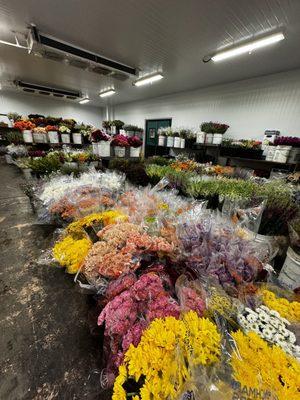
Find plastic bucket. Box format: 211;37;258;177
166;136;174;147
173;137;181;148
212;133;223;145
158;135;165;146
72;133;82;144
23;130;33;143
278;247;300;290
196;132;205;144
48;131;59;144
92;143;98;155
130;147;141;157
205;133;213;144
98;141;111;157
180;138;185;148
114;146;126;157
61;133;71;144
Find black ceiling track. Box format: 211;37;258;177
32;26;136;76
15;80;81;97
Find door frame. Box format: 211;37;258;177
144;118;172;155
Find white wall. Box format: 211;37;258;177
114;69;300;139
0;91;103;127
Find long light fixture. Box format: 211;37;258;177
79;97;90;104
99;89;116;97
133;73;163;87
211;32;285;62
0;35;28;49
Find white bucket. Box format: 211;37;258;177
278;247;300;290
273;146;291;163
173;137;181;148
23;130;33;143
92;143;98;155
72;133;82;144
48;131;59;144
166;136;174;147
287;147;300;164
196;132;206;144
205;133;213;144
61;133;71;144
111;126;117;134
158;135;165;146
266;146;276;161
98;141;111;157
89;161;98;168
130;147;141;157
213;133;223;145
22;168;32;180
114;146;126;157
180;138;185;148
33;132;48;143
5;154;13;164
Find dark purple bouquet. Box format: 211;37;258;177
111;134;129;147
128;135;143;148
28;150;46;158
91;129;110;142
274;136;300;147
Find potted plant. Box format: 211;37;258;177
111;120;124;134
128;135;143;157
111;134;129;157
165;127;174;147
212;122;229;144
45;125;59;144
88;153;99;168
102;120;111;134
7;112;21;126
173;129;181;148
91;129;111;157
14;120;35;143
198;122;211;144
179;129;189;148
157;127;167;146
59;125;71;143
33;127;48;143
16;157;32;180
123;124;138;137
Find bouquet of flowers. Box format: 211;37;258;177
91;129;110;142
274;136;300;147
111;134;129;147
45;125;58;132
13;120;35;131
59;125;71;134
128;135;142;148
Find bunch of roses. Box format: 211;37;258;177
53;235;92;274
113;311;221;400
231;330;300;400
237;305;299;358
98;272;181;369
261;289;300;322
83;222;174;279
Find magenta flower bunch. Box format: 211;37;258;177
128;135;143;148
111;134;130;147
274;136;300;147
91;129;110;142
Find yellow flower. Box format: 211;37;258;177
53;235;92;274
261;289;300;322
231;330;300;400
113;311;221;400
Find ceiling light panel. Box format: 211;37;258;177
133;73;164;86
99;89;116;97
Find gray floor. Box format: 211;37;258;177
0;162;110;399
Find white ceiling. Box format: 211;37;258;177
0;0;300;107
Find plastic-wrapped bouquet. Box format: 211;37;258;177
6;144;28;158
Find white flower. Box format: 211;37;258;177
268;317;280;329
246;313;258;323
273;333;285;343
258;305;271;314
238;315;247;326
262;328;274;341
269;309;280;318
280;317;291;326
292;345;300;355
245;307;256;314
249;322;260;333
279;328;290;338
258;311;270;323
288;332;296;344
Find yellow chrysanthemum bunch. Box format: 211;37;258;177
113;311;221;400
231;331;300;400
261;289;300;322
66;210;127;238
53;235;92;274
206;286;239;326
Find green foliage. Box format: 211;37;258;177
28;152;62;176
144;156;170;166
6;131;23;144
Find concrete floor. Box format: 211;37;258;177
0;163;111;399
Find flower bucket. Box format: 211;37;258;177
114;146;126;157
287;147;300;164
89;161;98;168
33;132;48;143
92;143;98;155
265;146;276;161
273;146;292;163
5;154;13;164
48;131;59;144
196;132;206;144
278;247;300;290
22;168;32;180
205;133;213;144
72;133;82;144
65;161;78;168
180;138;185;148
173;137;181;148
166;136;174;147
212;133;223;145
158;135;165;146
98;141;111;157
23;130;33;143
111;126;117;135
61;133;71;144
130;147;141;157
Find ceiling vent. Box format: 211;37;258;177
15;80;81;100
28;25;136;78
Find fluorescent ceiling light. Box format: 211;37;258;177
0;36;28;49
211;32;285;62
99;89;116;97
133;73;163;87
79;97;90;104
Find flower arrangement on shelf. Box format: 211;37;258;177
59;125;71;134
111;134;130;147
128;135;143;148
45;125;58;132
7;112;22;122
13;120;35;131
201;121;229;134
91;129;110;142
274;136;300;147
102;120;111;130
33;127;47;134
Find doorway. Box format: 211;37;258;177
145;118;172;158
